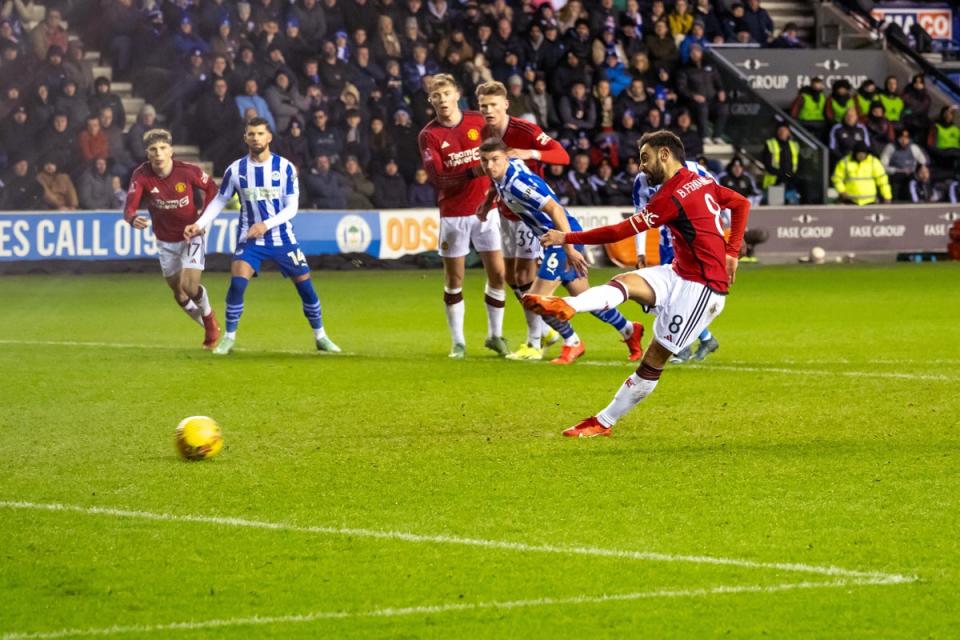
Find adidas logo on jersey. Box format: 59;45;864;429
150;187;160;193
441;141;450;149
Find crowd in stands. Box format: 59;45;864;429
1;0;957;210
788;73;960;205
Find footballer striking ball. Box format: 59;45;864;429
175;416;223;461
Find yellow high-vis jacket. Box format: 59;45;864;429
832;154;892;205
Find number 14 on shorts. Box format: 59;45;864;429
287;248;307;267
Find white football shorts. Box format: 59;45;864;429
439;213;501;258
633;264;725;354
158;235;206;277
500;216;541;260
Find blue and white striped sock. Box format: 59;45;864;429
225;276;249;334
699;328;712;341
294;278;323;335
591;308;631;337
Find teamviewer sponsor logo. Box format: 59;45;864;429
443;148;480;168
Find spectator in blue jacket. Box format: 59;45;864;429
235;78;277;132
597;51;631;97
401;42;439;95
679;20;707;64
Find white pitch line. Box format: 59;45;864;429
0;577;911;640
0;339;951;381
0;501;914;583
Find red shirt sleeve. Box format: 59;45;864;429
122;172;144;223
529;124;570;165
714;184;751;257
192;165;218;205
566;190;678;245
418;128;475;190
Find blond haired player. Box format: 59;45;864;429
123;129;221;348
418;74;509;359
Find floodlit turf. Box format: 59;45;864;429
0;262;958;638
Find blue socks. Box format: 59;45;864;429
295;278;323;330
542;313;575;339
225;276;248;333
699;328;712;341
591;308;629;333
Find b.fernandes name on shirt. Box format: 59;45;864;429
676;177;712;198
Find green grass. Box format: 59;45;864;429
0;263;958;638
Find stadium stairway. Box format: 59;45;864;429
82;46;214;178
763;0;816;41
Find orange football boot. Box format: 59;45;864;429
562;417;612;438
624;321;644;361
202;311;222;349
522;294;577;321
550;341;585;365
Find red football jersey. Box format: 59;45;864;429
418;111;489;217
484;117;570;220
566;167;750;294
123;160;218;242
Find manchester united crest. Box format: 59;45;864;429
467;128;479;141
175;182;187;193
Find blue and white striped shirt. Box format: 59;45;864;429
218;154;300;246
493;159;578;236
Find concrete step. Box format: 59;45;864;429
111;81;133;94
93;65;112;81
84;51;101;62
122;96;144;115
173;145;201;156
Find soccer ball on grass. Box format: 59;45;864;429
175;416;223;461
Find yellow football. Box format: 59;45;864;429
175;416;223;461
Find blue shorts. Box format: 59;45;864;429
233;242;310;278
538;244;586;283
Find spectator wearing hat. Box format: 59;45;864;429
88;77;126;130
0;40;29;90
235;78;277;131
210;20;241;61
29;6;67;60
390;106;419;180
197;0;235;39
230;44;265;93
304;154;348;208
762;122;800;194
262;43;296;82
53;80;88;130
292;0;327;47
880;128;929;200
719;157;762;205
372;158;408;208
1;156;44;209
901;74;931;141
833;141;891;205
173;16;210;59
537;19;566;74
2;106;37;163
266;70;310;133
829;107;870;158
39;112;78;174
863;101;894;156
305;107;343;161
36;156;78;210
274;117;311;170
742;0;773;44
341;107;369;167
194;78;244;175
770;21;804;49
679;20;707;64
77;157;116;210
824;79;854;125
618;13;646;60
27;82;55;130
854;78;879;119
407;167;435;206
677;43;728;142
597;49;631;97
35;45;69;95
591;25;618;67
651;85;677;127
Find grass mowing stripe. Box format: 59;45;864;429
0;501;915;582
0;577;913;640
0;339;951;381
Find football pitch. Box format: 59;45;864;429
1;262;958;638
